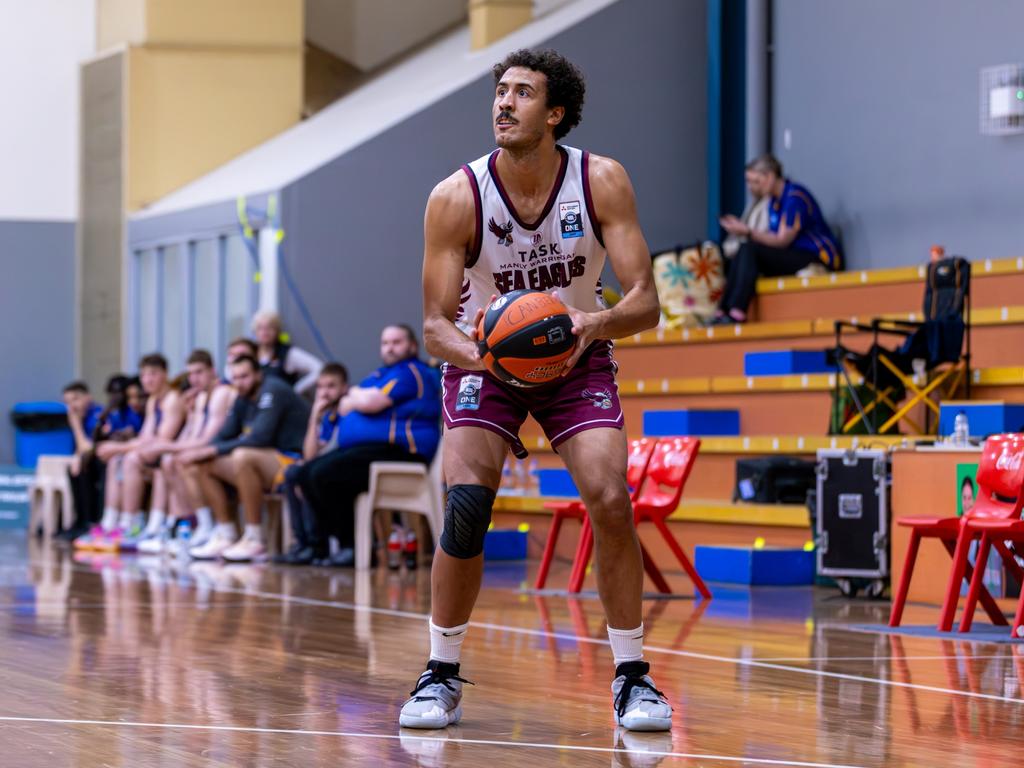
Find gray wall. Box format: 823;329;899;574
281;0;707;379
773;0;1024;270
0;220;76;464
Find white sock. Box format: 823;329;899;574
100;507;118;532
607;624;644;666
243;524;263;541
215;522;236;539
195;507;213;532
117;511;133;530
429;619;468;664
144;509;165;535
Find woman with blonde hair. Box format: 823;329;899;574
251;310;323;396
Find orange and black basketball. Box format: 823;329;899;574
476;290;577;387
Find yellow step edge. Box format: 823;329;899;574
618;377;712;395
621;304;1024;350
756;256;1024;296
974;367;1024;386
757;265;925;295
492;495;809;528
812;305;1024;335
618;372;846;396
616;366;1017;399
618;320;813;348
709;373;838;393
520;433;923;455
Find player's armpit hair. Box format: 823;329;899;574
440;484;497;559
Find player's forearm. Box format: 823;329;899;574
302;419;321;461
750;226;795;249
591;283;660;339
424;315;483;370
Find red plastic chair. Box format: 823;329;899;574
535;438;660;590
567;439;672;594
629;437;712;599
952;437;1024;635
889;433;1024;631
570;437;711;597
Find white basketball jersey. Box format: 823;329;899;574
455;145;608;334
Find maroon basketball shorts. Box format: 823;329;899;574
441;341;623;458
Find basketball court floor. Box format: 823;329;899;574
0;531;1020;767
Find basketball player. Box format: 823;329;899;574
93;354;185;545
400;49;667;731
137;349;236;553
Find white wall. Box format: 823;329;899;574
0;0;95;221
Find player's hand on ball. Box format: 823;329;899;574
553;291;597;374
465;294;497;371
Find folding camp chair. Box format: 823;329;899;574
832;257;970;435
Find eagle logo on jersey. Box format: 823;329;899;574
488;217;514;247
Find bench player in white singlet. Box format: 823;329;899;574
400;49;669;732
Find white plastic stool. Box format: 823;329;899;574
354;441;444;570
28;455;74;539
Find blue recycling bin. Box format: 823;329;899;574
11;401;73;469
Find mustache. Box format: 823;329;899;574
496;110;517;124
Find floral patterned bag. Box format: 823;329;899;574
652;242;725;328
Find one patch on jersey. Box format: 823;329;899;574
559;200;584;239
258;392;274;409
456;375;484;411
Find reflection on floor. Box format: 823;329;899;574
0;531;1022;767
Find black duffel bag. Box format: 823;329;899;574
733;456;816;504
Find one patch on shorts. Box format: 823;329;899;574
456;375;484;411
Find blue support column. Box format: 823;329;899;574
707;0;722;240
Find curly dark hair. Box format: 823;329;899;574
492;49;585;140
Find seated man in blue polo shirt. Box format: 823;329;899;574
58;381;105;541
717;153;842;323
299;324;441;568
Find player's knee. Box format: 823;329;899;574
123;451;142;470
232;447;260;467
584;483;631;529
439;484;496;559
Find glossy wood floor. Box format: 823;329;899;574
1;532;1022;767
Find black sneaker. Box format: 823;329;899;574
273;544;316;565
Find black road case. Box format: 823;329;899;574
815;448;891;597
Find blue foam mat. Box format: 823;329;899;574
848;622;1023;644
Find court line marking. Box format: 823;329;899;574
12;558;1024;706
754;654;1021;662
0;714;869;768
0;601;275;611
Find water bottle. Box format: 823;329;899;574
500;456;515;496
527;458;540;496
514;458;528;496
953;411;970;446
177;520;192;560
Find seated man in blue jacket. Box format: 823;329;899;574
300;324;441;567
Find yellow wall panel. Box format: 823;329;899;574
470;0;532;51
126;47;302;210
145;0;303;48
97;0;146;50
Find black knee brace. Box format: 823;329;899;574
440;484;496;559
